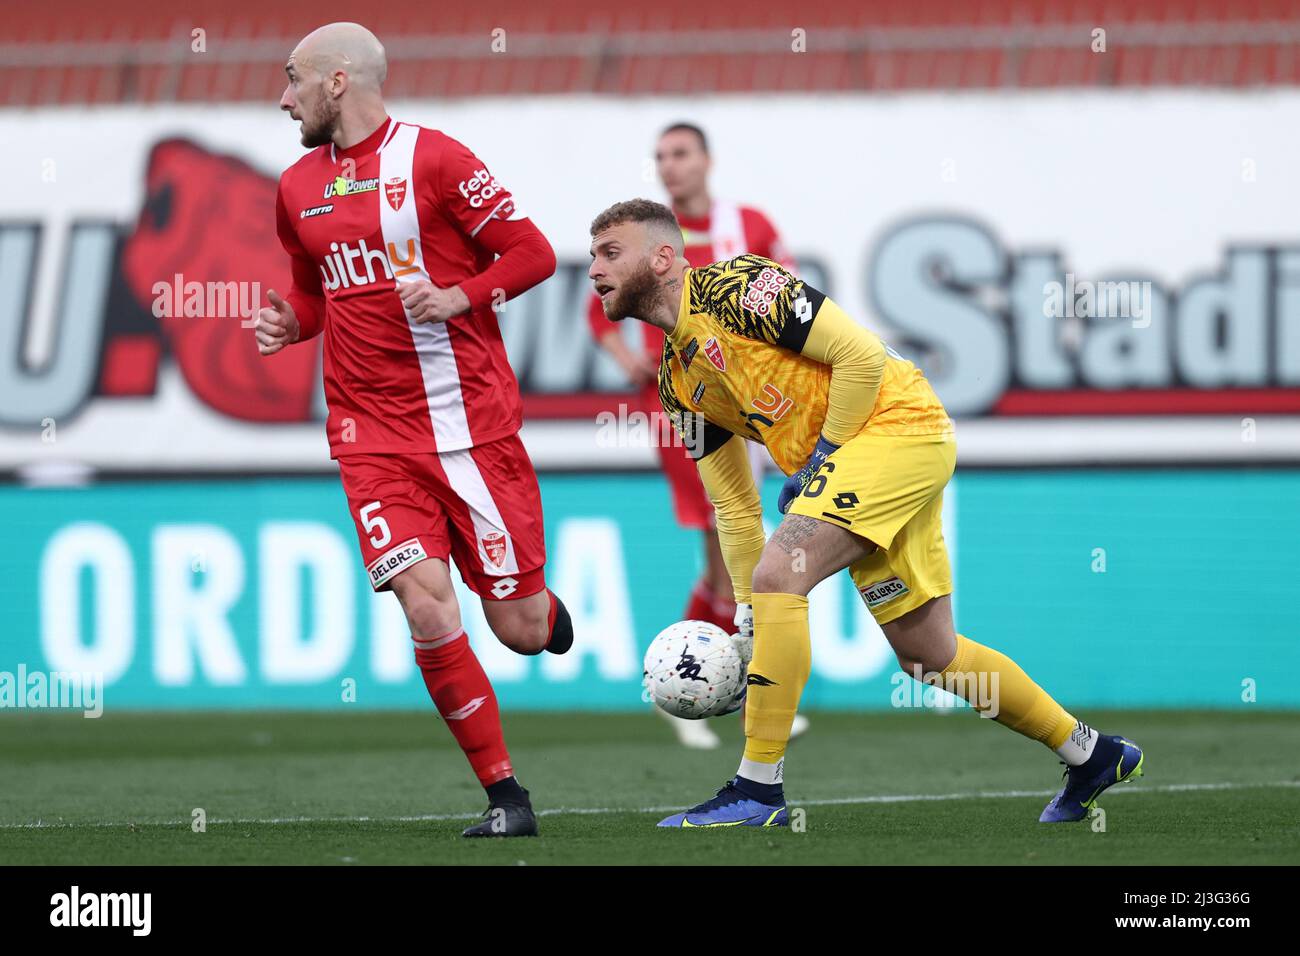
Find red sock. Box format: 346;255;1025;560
684;581;736;634
413;629;513;786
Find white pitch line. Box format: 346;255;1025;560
3;779;1296;831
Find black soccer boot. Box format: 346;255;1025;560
461;781;539;838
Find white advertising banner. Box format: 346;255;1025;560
2;91;1299;472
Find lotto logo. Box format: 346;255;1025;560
444;696;488;720
490;576;519;599
458;167;504;209
741;267;790;316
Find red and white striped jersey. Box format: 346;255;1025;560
275;117;555;457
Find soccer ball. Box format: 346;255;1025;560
642;620;745;719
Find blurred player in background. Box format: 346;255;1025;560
587;123;806;749
255;22;573;838
588;200;1145;828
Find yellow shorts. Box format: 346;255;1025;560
786;431;956;625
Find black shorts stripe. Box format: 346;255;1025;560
819;511;853;526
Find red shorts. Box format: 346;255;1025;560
337;434;547;600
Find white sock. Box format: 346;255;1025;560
737;756;783;785
1054;720;1099;767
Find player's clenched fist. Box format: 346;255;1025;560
255;289;300;356
396;278;470;324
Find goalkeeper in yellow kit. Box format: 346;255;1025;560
588;199;1145;826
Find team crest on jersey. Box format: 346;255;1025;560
481;531;508;568
384;176;408;211
703;337;726;372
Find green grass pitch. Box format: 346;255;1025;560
2;709;1296;865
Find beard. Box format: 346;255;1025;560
299;96;341;148
603;260;662;322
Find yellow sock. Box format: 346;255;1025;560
742;592;811;773
938;633;1076;749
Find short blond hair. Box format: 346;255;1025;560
590;198;684;254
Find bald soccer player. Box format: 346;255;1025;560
256;23;570;838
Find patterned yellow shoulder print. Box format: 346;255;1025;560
689;254;823;352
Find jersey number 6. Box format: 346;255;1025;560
803;461;835;498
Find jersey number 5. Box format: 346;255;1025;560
359;501;392;549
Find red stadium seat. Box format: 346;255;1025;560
2;0;1299;102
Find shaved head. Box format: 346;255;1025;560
291;22;387;91
281;22;389;148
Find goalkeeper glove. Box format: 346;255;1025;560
729;602;753;665
720;602;754;716
777;435;839;514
